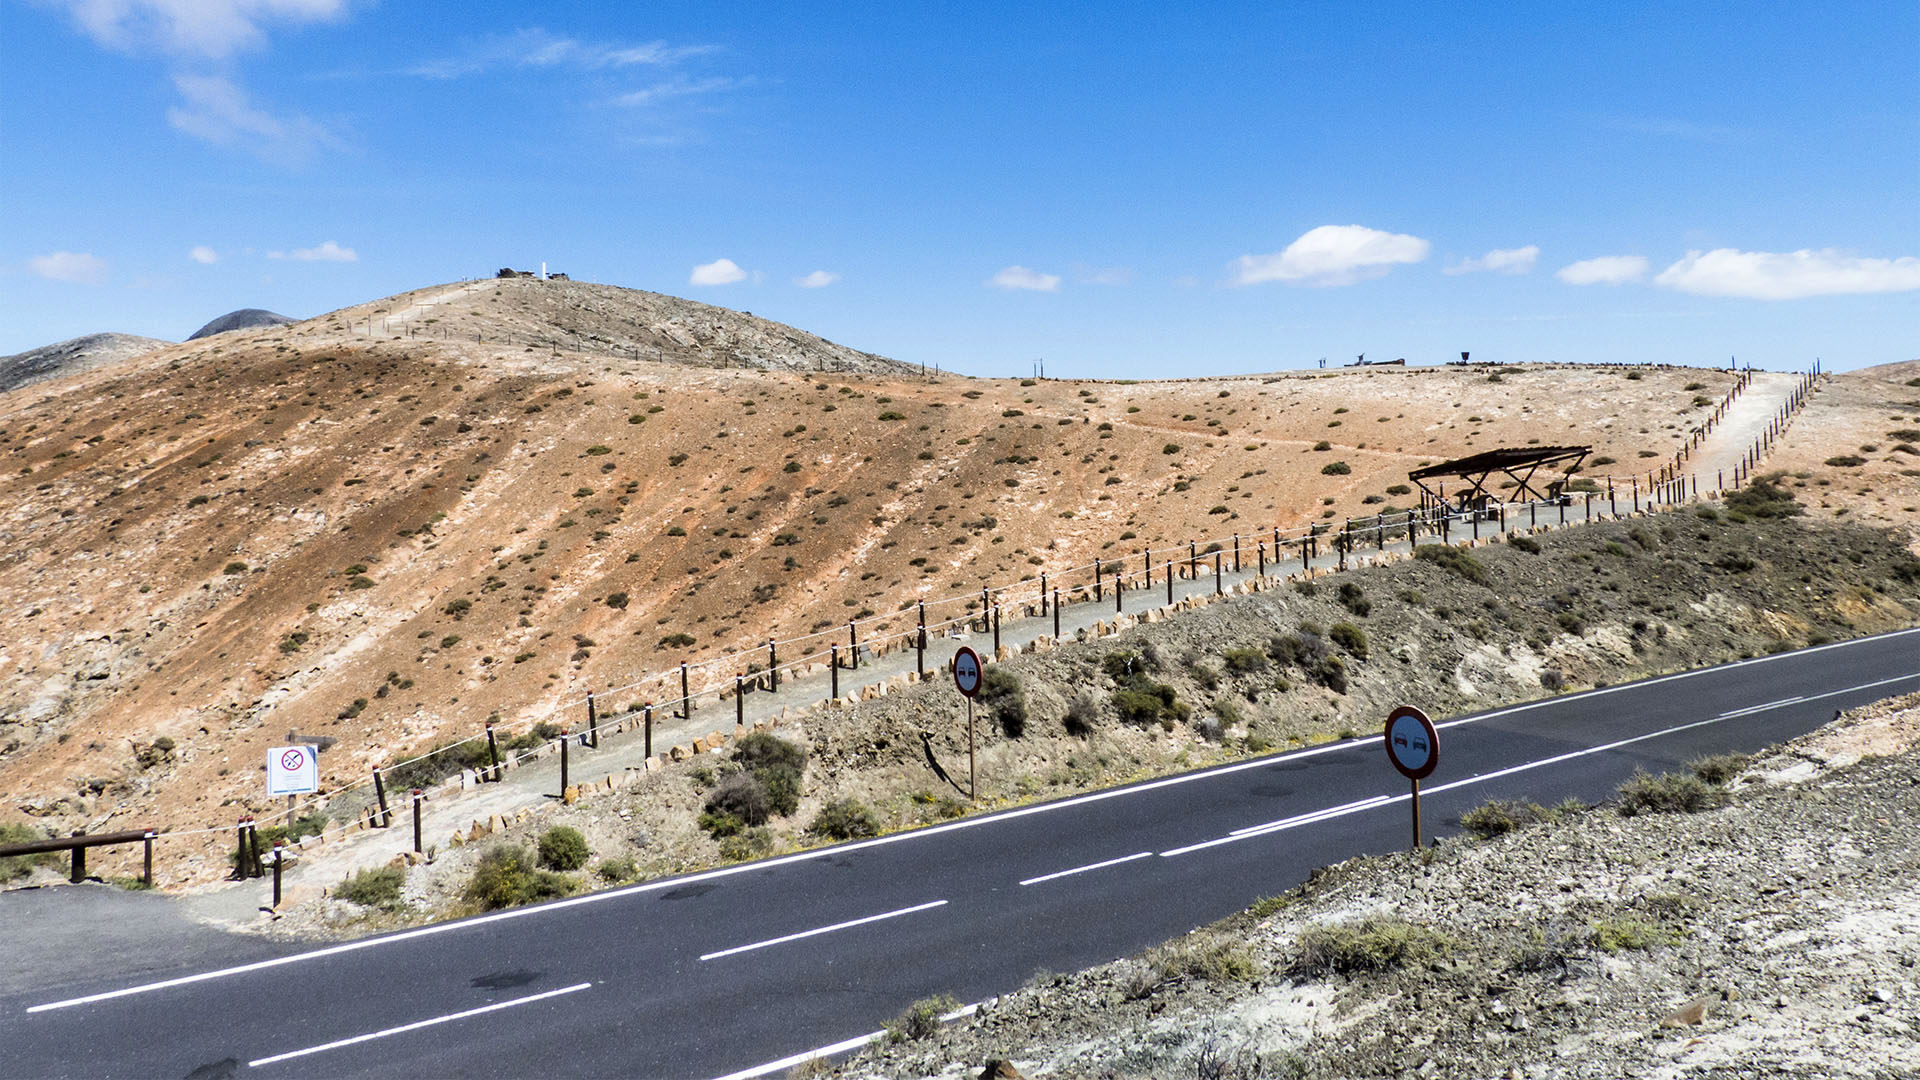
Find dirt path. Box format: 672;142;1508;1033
1692;371;1805;477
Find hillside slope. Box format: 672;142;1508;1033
0;279;1867;853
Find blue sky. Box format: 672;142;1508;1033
4;1;1916;374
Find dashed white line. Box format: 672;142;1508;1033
1019;851;1153;886
699;900;948;961
247;982;591;1068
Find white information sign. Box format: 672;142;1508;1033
267;745;319;796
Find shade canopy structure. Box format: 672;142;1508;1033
1407;445;1591;509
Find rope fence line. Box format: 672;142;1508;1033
96;365;1820;870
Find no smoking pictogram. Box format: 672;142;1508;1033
267;745;318;795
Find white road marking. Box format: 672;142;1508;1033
246;982;591;1068
710;1002;979;1080
1019;851;1153;886
1720;696;1804;719
1229;795;1393;836
699;900;948;961
25;628;1918;1014
1160;671;1920;857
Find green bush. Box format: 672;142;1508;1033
703;774;772;833
1293;917;1456;977
1321;460;1352;475
595;857;636;883
464;846;575;910
979;666;1029;738
1590;917;1681;953
809;798;879;840
732;733;806;816
537;826;589;871
1329;622;1368;659
1724;473;1802;518
1459;799;1552;839
1688;753;1748;786
1063;695;1099;737
885;994;961;1042
1148;934;1260;984
0;822;59;882
1337;582;1371;616
718;827;774;863
337;865;406;909
1221;647;1267;675
1617;770;1728;816
1508;535;1541;554
1414;544;1488;584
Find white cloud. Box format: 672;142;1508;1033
987;265;1061;292
1653;247;1920;300
409;29;715;78
28;251;109;285
794;270;839;289
690;258;748;286
1555;255;1650;286
268;240;356;262
189;244;219;264
166;73;340;165
1232;224;1430;287
49;0;349;59
612;76;743;108
1444;245;1539;276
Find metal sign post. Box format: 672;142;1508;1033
952;646;983;800
1383;705;1440;850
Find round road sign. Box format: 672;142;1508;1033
280;748;306;772
952;646;983;698
1383;705;1439;780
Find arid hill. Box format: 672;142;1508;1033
0;332;172;395
188;308;295;341
0;277;1897;847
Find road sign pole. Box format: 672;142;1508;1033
1411;778;1422;851
968;697;977;802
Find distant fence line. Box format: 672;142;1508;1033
47;364;1822;881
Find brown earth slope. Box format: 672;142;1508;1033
0;277;1883;848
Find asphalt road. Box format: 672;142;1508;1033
5;627;1915;1079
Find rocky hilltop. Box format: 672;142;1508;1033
320;277;916;375
188;308;296;340
0;332;171;394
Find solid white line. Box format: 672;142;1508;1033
709;1029;885;1080
1159;670;1920;858
1229;795;1393;836
246;982;590;1068
1019;851;1153;886
710;1002;980;1080
28;627;1918;1014
1720;696;1803;719
699;900;948;961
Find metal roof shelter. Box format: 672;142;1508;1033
1407;445;1591;510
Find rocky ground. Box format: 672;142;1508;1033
831;691;1920;1080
